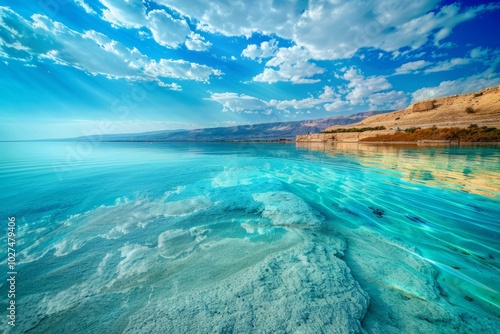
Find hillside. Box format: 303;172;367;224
327;86;500;131
69;110;390;142
298;86;500;143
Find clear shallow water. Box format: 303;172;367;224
0;141;499;333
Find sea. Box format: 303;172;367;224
0;141;499;333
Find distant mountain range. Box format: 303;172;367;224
68;110;391;142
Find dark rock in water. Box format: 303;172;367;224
466;204;484;212
405;214;426;224
368;206;385;218
488;254;494;259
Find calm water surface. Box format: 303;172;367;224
0;141;498;333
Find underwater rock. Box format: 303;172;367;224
405;214;426;224
369;207;385;218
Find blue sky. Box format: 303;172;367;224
1;0;499;140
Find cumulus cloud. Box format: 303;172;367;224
185;32;211;51
253;46;325;84
147;9;191;48
218;66;402;113
324;100;350;112
313;67;405;110
341;67;392;105
0;8;220;84
296;1;486;60
98;1;211;51
241;39;278;60
157;0;301;38
99;0;147;28
155;1;499;61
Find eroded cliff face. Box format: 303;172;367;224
296;130;396;143
413;100;435;112
310;86;500;142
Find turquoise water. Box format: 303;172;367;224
0;141;499;333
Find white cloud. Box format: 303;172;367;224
207;93;269;113
412;72;500;102
156;1;499;61
185;32;211;51
470;47;489;59
99;0;147;28
270;86;338;110
157;81;182;91
429;4;500;46
424;58;470;73
241;39;278;60
157;0;300;38
324;100;349;112
74;0;96;14
146;58;220;82
208;86;351;113
98;1;211;51
0;8;219;84
316;67;400;110
369;91;408;110
394;60;431;74
253;46;325;84
422;47;496;74
147;9;191;48
341;67;392;105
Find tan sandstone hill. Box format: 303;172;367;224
326;85;500;132
297;85;500;142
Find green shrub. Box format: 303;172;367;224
404;127;421;133
465;106;476;114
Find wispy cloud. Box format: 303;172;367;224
0;7;220;85
74;0;96;15
394;60;431;75
412;71;500;102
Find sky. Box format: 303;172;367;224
0;0;499;140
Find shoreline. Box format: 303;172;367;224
3;139;500;145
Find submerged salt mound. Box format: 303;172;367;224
124;241;369;333
17;192;218;263
253;191;324;229
342;228;500;334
